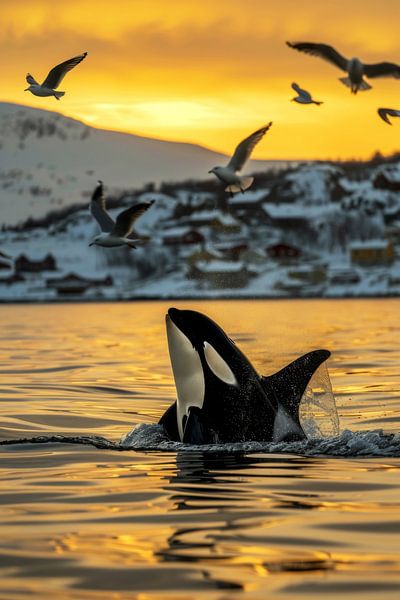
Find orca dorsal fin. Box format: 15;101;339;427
261;349;331;421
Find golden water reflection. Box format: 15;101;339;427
0;299;400;598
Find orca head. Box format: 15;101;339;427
166;308;244;440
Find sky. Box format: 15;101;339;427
1;0;400;160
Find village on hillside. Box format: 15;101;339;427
1;153;400;301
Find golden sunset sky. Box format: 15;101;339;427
1;0;400;159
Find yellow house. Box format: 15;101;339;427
350;240;395;265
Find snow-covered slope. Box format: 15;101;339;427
0;102;283;225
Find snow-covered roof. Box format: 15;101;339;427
161;226;198;237
262;203;330;219
229;189;269;205
187;209;221;222
350;240;390;250
375;163;400;183
195;260;245;273
215;213;240;226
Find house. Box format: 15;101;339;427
267;243;301;259
46;273;113;296
228;189;269;211
228;190;270;221
214;242;248;261
15;253;57;273
189;260;252;288
241;248;268;265
186;245;224;267
350;240;395;266
329;268;361;285
185;210;221;227
211;213;241;234
241;248;268;274
184;210;242;234
161;227;204;246
287;265;326;284
262;203;328;229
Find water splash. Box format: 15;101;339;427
2;426;400;457
300;362;340;438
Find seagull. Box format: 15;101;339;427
287;41;400;94
208;123;272;194
24;52;88;100
89;181;154;249
291;82;323;105
377;108;400;125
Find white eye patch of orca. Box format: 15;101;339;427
166;316;205;440
203;341;238;386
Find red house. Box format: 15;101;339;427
266;243;301;259
162;227;204;246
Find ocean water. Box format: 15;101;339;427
0;299;399;599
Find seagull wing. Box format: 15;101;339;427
287;42;348;72
26;73;38;85
364;62;400;79
227;123;272;172
378;108;400;125
41;52;88;89
292;82;311;100
90;182;115;233
112;201;155;237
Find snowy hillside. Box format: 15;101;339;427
1;157;400;301
0;102;286;225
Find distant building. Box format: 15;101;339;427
373;168;400;191
15;253;57;273
185;210;221;227
266;243;301;259
46;273;113;296
287;265;326;284
350;240;395;265
329;269;361;285
211;213;241;234
228;190;270;221
186;246;224;267
190;260;252;288
214;242;248;261
262;203;328;229
162;227;204;246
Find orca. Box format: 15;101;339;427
159;308;331;444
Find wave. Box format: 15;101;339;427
1;425;400;457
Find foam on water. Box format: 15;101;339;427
1;425;400;457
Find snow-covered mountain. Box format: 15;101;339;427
0;102;287;225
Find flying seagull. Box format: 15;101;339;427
24;52;88;100
291;82;323;105
287;42;400;94
89;181;154;248
377;108;400;125
208;123;272;194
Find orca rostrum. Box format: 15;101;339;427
159;308;331;444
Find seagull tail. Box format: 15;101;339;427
225;176;254;194
313;100;323;106
358;79;372;92
339;77;371;93
54;91;65;100
339;76;352;89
